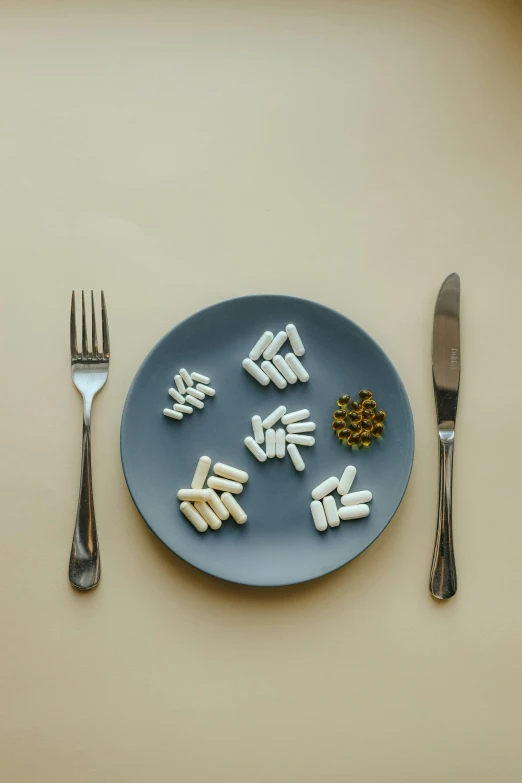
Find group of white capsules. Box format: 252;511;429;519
178;456;249;532
242;324;309;389
244;406;315;472
310;465;372;531
163;368;215;421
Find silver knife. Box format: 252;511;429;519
430;273;461;600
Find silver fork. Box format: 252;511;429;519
69;291;110;591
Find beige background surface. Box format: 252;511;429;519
2;1;522;781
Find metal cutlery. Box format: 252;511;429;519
430;273;460;600
69;291;109;591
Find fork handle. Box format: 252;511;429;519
429;434;457;600
69;419;100;590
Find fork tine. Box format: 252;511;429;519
101;291;110;359
70;291;78;360
81;290;88;357
91;290;99;357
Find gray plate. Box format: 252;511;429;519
120;295;414;586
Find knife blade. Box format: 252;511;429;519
430;273;460;599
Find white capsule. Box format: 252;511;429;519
174;374;186;395
338;504;370;521
191;455;211;489
311;500;328;532
221;492;247;525
187;386;205;400
177;488;212;502
286;421;316;434
287;443;305;471
285;324;305;356
242;358;270;386
207;489;230;520
244;436;267;462
168;387;186;405
262;405;287;429
249;331;274;361
275;428;286;459
252;415;265;444
338;465;357;496
174;403;193;414
312;476;339;500
163;408;183;420
263;330;288;361
285;353;309;382
194;501;222;530
261;361;287;390
286;434;315;447
185;394;204;410
265;428;276;458
196;383;215;397
180;501;208;532
272;354;298;384
323;495;340;527
214;462;249;484
341;490;372;506
179;368;193;387
207;476;243;494
281;409;310;425
190;372;210;384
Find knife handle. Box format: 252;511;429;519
429;432;457;600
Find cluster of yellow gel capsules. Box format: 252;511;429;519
331;390;386;448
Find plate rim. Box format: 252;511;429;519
120;293;415;587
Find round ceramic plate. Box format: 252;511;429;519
121;295;414;586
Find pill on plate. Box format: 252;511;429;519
242;358;270;386
196;383;216;397
285;324;305;356
281;409;310;425
341;490;372;506
179;368;194;387
338;465;357;496
185;394;204;410
286;434;315;447
244;436;267;462
263;330;288;361
286;421;316;434
207;489;230;520
338;504;370;521
311;500;328;532
174;403;193;414
214;462;249;483
275;428;286;458
265;428;276;458
177;488;212;502
180;501;208;532
252;415;265;444
190;372;210;384
262;405;287;429
312;476;339;500
285;353;309;382
163;408;183;420
207;476;243;494
174;374;186;395
261;361;287;390
221;492;247;525
191;455;211;489
287;443;305;471
194;501;222;530
272;354;298;384
168;387;186;405
187;386;205;400
249;331;274;362
323;495;340;527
